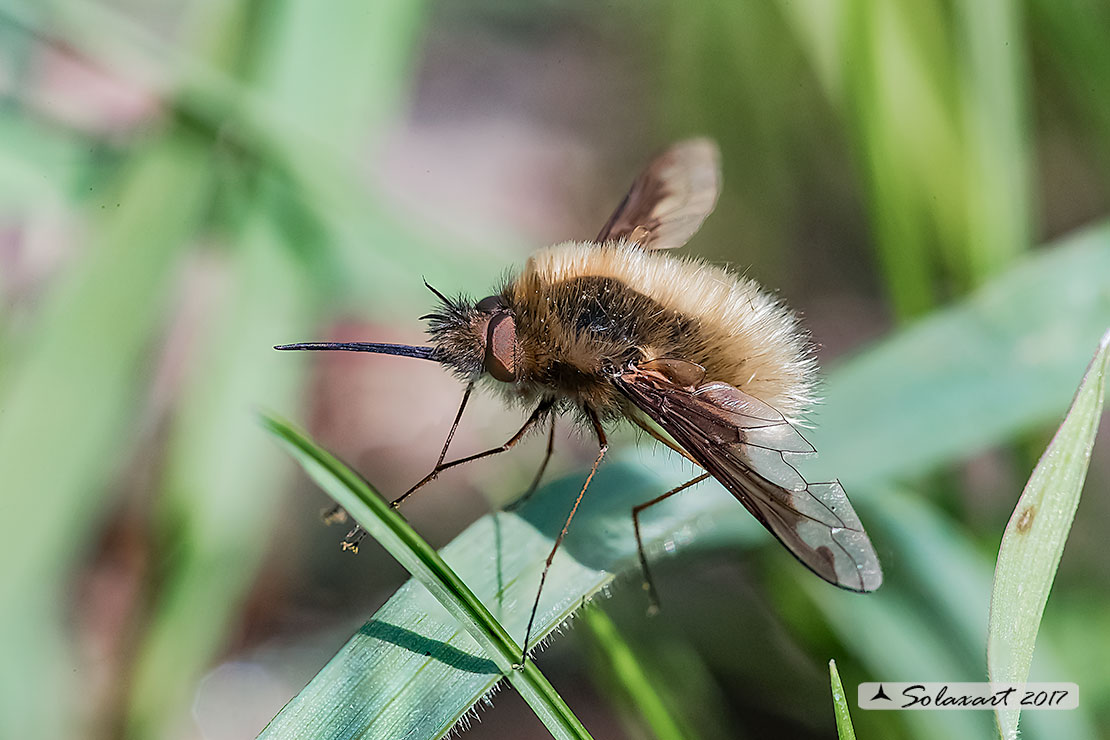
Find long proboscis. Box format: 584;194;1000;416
273;342;441;362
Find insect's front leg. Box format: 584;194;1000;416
391;395;557;509
337;382;476;552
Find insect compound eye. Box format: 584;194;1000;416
484;312;518;382
475;294;507;313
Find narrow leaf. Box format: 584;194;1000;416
828;660;856;740
581;608;688;740
126;219;311;738
988;328;1110;740
261;415;593;740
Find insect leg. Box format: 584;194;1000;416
340;382;476;548
633;472;711;614
505;414;556;512
390;396;556;508
434;381;475;467
519;408;608;666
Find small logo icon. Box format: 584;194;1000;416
870;684;892;702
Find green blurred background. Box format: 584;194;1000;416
1;0;1109;738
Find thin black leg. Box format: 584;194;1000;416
505;414;557;512
632;472;711;613
391;396;555;508
342;382;474;550
519;408;608;666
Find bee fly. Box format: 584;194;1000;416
277;139;882;660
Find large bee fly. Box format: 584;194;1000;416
277;139;882;662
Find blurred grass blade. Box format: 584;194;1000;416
261;415;593;740
123;0;429;733
953;0;1032;281
828;660;856;740
810;222;1110;489
0;134;213;740
5;0;507;317
125;215;311;738
988;329;1110;740
784;0;1030;313
580;608;688;740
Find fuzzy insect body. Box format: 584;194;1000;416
429;240;815;425
278;139;882;661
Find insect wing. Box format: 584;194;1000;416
616;362;882;592
595;138;721;251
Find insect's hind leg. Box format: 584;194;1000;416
632;472;711;614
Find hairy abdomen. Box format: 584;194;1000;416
508;241;816;422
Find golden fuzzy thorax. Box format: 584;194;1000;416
497;240;816;422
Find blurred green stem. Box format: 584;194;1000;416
581;608;689;740
0;131;214;740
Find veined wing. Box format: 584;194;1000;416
615;358;882;592
595;138;721;251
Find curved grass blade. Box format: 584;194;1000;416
828;660;856;740
260;415;592;740
259;450;729;739
988;329;1110;740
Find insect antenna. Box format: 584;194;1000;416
422;278;452;306
274;342;441;362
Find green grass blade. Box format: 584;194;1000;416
121;0;427;733
8;0;506;315
828;659;856;740
261;415;593;740
953;0;1032;281
126;218;312;738
580;608;688;740
988;329;1110;740
1026;0;1110;170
